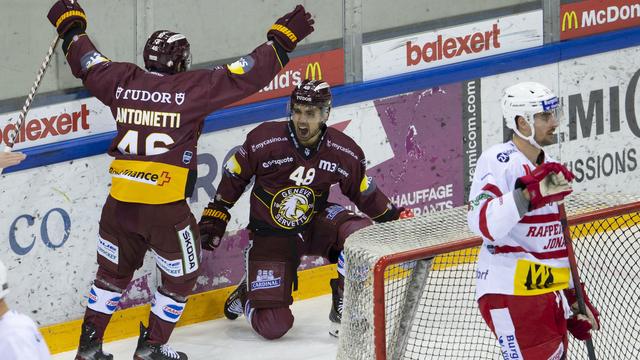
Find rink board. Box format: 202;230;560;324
41;263;336;354
0;24;637;355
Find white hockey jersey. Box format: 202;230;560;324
0;310;51;359
467;141;572;300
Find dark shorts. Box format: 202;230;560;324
97;196;201;283
247;204;371;308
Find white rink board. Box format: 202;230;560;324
0;155;156;326
0;97;116;149
2;44;639;329
363;10;543;81
481;46;640;193
0;100;390;326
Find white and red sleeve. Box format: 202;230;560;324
467;152;522;242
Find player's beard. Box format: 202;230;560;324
296;122;325;147
536;129;557;146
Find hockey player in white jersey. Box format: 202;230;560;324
0;260;52;359
467;82;600;359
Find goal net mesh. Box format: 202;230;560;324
336;192;640;360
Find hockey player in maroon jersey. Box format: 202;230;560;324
47;1;314;359
198;79;408;340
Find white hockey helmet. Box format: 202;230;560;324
0;260;8;300
501;82;560;148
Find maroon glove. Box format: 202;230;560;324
47;0;87;37
198;202;230;251
267;5;315;52
564;284;600;340
516;162;575;210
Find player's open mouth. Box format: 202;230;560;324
297;127;309;137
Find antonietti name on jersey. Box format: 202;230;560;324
115;86;186;105
0;104;90;146
406;23;501;66
115;107;181;129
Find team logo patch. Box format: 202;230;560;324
227;56;255;75
152;250;184;277
542;96;559;111
106;296;121;312
162;304;184;320
513;259;570;295
80;51;110;72
496;152;510;163
88;288;98;304
182;151;193;165
270;186;315;229
325;204;347;220
175;93;185;105
224;154;242;175
250;269;282;291
97;236;119;264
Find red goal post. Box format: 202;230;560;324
336;192;640;360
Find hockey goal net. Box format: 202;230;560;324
336;192;640;360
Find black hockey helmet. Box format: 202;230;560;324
143;30;191;74
290;79;332;115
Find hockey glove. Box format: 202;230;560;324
515;162;575;210
199;202;231;251
47;0;87;37
398;207;415;219
267;5;315;52
564;283;600;340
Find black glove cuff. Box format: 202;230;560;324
62;25;85;55
270;39;290;66
374;205;400;223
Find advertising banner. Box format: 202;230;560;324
0;48;344;151
0;97;116;149
230;48;345;107
561;0;640;40
0;80;474;325
480;46;640;193
362;10;543;81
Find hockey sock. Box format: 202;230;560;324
337;250;345;277
84;284;123;339
148;289;187;344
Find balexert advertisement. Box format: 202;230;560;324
362;10;543;81
0;97;115;148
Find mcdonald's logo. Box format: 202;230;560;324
562;11;579;31
305;62;323;80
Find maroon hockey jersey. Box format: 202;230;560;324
65;34;286;204
217;121;396;234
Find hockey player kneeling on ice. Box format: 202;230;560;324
0;260;52;359
47;0;315;359
467;82;600;359
198;80;408;339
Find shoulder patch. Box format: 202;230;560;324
227;56;255;75
80;51;110;72
496;152;510;163
224;154;242;175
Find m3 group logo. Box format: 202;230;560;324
561;0;640;40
